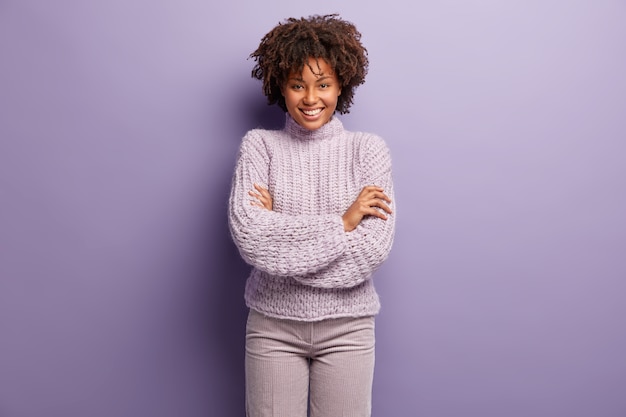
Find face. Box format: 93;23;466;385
281;57;341;130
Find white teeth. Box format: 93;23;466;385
302;108;322;116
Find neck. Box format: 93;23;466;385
284;113;343;140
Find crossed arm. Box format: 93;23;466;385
249;183;392;232
229;131;395;287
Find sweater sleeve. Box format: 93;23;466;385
228;130;348;276
291;134;396;288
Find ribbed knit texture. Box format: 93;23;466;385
228;114;395;321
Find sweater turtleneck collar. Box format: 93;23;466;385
284;113;344;141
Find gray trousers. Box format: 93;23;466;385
245;309;376;417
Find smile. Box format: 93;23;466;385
301;108;323;116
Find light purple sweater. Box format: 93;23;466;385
228;114;395;321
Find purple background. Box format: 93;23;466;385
1;1;625;416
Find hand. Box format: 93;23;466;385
342;186;392;232
249;184;273;211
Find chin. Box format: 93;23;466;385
297;114;332;130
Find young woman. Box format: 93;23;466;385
228;14;395;417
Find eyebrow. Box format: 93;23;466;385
288;75;334;82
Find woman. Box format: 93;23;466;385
228;14;395;417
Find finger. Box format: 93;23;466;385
250;198;271;210
366;207;389;220
255;185;274;202
255;197;271;208
374;200;393;214
358;194;391;208
249;192;265;203
249;189;270;201
364;199;392;214
361;189;391;203
371;191;391;203
249;192;268;206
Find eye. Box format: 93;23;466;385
291;84;303;90
320;83;329;89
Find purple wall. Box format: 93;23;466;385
1;1;625;416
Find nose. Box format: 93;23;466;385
303;87;317;104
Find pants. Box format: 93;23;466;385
245;309;376;417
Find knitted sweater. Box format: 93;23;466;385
228;114;395;321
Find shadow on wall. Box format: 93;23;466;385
206;203;249;414
194;89;284;414
245;89;286;131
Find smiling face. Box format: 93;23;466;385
281;57;342;130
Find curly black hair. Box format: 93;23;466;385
250;14;369;114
